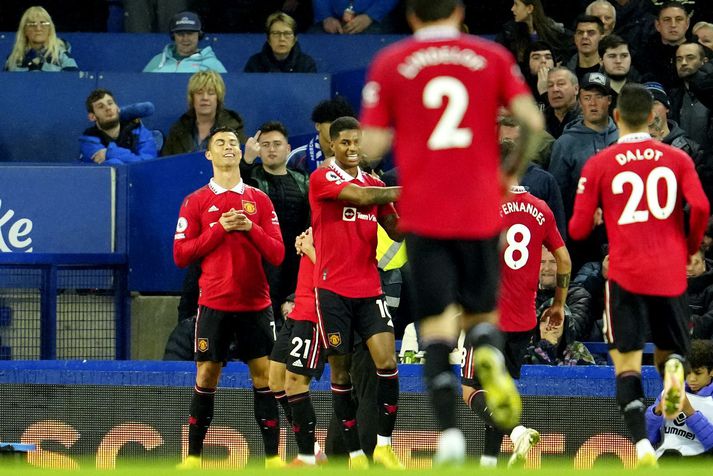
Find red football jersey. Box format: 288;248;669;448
289;254;318;323
569;134;710;296
498;188;565;332
173;179;285;312
360;26;531;239
309;162;397;298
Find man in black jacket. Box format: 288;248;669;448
687;247;713;340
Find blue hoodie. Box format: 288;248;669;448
548;117;619;218
143;44;227;73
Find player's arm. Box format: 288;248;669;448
544;245;572;327
506;94;546;178
361;127;393;167
337;183;401;206
173;199;227;268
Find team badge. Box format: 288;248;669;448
197;338;209;352
175;217;188;232
242;201;257;214
328;333;342;347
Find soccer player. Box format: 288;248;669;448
462;185;570;468
569;83;710;467
359;0;545;463
310;116;403;469
646;339;713;459
173;127;286;469
267;228;325;467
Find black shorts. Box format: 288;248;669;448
460;328;535;387
316;288;394;355
194;305;276;363
604;280;690;355
270;317;324;379
406;234;500;320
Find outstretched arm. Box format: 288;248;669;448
337;183;401;206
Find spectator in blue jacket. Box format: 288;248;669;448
312;0;398;34
4;6;78;72
143;11;227;73
79;89;157;165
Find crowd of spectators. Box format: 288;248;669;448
3;0;713;360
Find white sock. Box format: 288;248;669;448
297;454;316;464
349;450;366;459
635;439;655;458
314;441;322;455
376;435;392;447
480;455;498;467
510;425;526;443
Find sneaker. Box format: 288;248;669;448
373;444;405;470
265;455;286;469
474;345;522;430
288;457;316;468
636;451;659;468
507;426;540;468
433;428;465;467
176;455;201;470
349;454;369;470
663;358;685;419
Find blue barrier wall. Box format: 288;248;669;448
0;166;115;253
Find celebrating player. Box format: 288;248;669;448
173;127;286;469
462;185;570;468
569;83;710;467
310;116;403;469
359;0;545;463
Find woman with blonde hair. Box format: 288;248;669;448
162;71;245;156
4;6;78;72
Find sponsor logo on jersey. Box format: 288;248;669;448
208;205;219;212
242;201;257;214
328;333;342;347
343;207;356;221
325;171;343;184
291;360;304;368
175;217;188;233
197;338;209;352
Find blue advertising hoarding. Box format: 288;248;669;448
0;166;114;253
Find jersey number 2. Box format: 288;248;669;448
612;167;677;225
423;76;472;150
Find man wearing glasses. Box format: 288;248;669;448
244;12;316;73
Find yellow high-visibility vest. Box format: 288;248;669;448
376;225;407;271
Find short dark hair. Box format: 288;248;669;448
311;96;356;124
526;40;555;61
688;339;713;371
658;1;689;18
598;34;628;57
678;42;707;61
329;116;360;140
86;88;114;113
406;0;461;22
574;14;604;33
616;83;653;128
207;126;239;148
258;120;289;139
499;116;520;128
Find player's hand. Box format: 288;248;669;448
537;66;550;95
92;148;108;164
593;207;604;227
543;305;564;328
233;211;253;231
343;14;372;34
323;17;343;34
243;130;261;164
219;209;240;231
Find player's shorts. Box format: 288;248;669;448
194;305;276;363
604;280;690;355
460;328;535;387
316;289;394;355
270;317;324;378
406;234;500;320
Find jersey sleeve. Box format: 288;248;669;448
245;193;285;267
569;159;601;241
173;194;226;268
310;169;352;201
679;155;711;254
360;51;393;129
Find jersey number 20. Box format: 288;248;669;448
423;76;472;150
612;167;677;225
